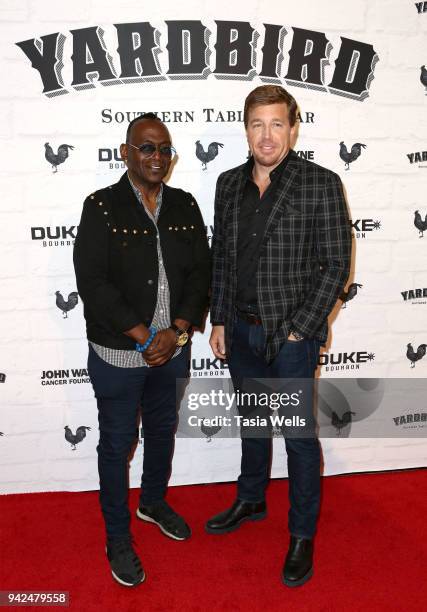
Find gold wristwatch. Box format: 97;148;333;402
170;324;189;347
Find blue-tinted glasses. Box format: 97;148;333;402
127;142;176;159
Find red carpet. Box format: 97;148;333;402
2;470;427;611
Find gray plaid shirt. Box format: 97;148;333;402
91;174;180;368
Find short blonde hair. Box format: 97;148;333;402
244;85;298;128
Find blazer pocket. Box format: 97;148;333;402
284;202;302;216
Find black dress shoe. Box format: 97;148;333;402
205;499;266;534
282;536;314;587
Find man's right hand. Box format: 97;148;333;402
209;325;226;359
143;328;176;367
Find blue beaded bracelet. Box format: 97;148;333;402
135;325;157;352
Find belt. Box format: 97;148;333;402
236;309;262;325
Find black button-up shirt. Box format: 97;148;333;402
236;153;290;312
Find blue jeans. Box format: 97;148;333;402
87;344;189;539
227;317;321;539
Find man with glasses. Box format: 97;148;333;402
74;113;210;587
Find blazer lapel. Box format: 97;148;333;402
228;170;246;273
261;150;301;247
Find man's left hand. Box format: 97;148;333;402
288;332;303;342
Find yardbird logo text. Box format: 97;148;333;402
16;20;378;101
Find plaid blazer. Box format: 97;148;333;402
210;149;352;363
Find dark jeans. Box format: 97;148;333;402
227;317;321;539
87;344;189;539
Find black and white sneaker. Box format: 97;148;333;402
106;535;145;587
136;500;191;541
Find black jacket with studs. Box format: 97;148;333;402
73;172;211;349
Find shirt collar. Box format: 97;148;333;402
244;150;291;183
127;172;163;208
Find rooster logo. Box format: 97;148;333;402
44;142;74;173
339;282;363;308
200;419;222;443
55;291;79;318
331;411;356;436
64;425;91;450
414;210;427;238
317;379;384;438
339;142;366;170
195;141;224;170
406;343;427;368
420;66;427;94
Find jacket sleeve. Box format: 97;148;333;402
291;172;352;337
73;194;142;333
174;195;211;327
210;175;226;325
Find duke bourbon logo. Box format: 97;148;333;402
98;147;126;171
31;225;77;247
191;356;229;377
16;21;378;100
319;351;375;372
350;218;381;239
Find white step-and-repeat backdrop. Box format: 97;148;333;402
1;1;426;493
